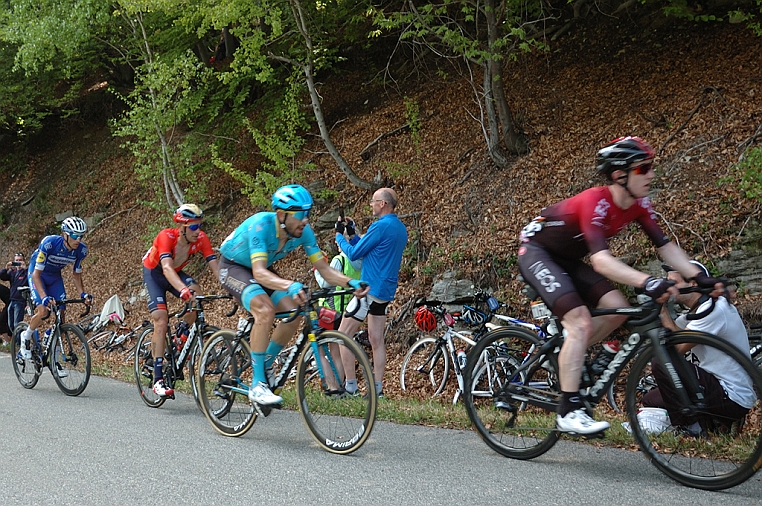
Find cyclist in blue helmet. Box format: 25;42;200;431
219;184;369;406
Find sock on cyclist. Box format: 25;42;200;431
375;381;383;395
154;357;164;382
251;351;268;386
345;379;358;393
264;341;284;369
558;391;582;417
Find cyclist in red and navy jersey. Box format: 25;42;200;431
142;204;219;398
517;136;725;435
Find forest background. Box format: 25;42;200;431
1;0;762;393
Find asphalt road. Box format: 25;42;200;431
1;352;760;505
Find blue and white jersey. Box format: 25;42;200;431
28;235;88;275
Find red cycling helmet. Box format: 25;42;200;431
415;307;437;332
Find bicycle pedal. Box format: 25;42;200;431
253;404;272;417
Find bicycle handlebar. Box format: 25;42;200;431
174;294;233;319
278;284;367;324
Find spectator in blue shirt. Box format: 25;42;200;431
336;187;408;397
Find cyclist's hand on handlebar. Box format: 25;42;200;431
179;286;194;302
642;277;676;303
41;295;54;308
348;279;369;297
80;292;93;305
692;273;727;298
287;281;308;304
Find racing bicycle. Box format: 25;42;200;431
11;287;92;396
195;286;376;455
462;285;762;490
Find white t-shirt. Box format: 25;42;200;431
675;297;756;409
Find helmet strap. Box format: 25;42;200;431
613;171;638;201
180;225;191;244
277;212;294;238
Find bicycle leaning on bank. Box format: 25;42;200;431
462;284;762;491
11;286;92;396
195;285;377;455
133;294;232;410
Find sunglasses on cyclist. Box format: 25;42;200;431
286;210;310;221
630;161;654;175
68;232;84;240
187;223;203;231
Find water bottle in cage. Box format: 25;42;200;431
590;341;620;375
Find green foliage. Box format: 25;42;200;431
733;146;762;200
404;96;422;146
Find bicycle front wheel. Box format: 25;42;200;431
625;331;762;490
11;323;41;389
133;326;166;408
297;331;376;454
51;324;91;396
189;325;219;412
197;330;257;437
399;337;449;398
463;327;560;460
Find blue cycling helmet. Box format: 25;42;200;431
271;184;313;212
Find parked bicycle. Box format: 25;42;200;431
195;286;376;455
462;284;762;490
91;317;151;357
133;294;232;410
11;286;92;396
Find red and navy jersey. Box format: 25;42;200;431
520;186;670;259
142;228;217;272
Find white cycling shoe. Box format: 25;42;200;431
556;409;610;435
248;381;283;406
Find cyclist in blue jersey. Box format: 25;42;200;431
19;217;93;370
219;184;369;406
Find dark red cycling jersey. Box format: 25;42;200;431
142;228;217;272
520;186;670;257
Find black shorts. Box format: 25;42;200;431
143;266;197;313
517;241;615;319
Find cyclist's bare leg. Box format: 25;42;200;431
150;309;169;359
248;293;277;352
338;316;362;384
558;305;593;392
27;304;50;333
367;314;387;386
589;290;629;344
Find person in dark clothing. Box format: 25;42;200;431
0;253;29;337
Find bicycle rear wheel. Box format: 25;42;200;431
197;330;257;437
133;326;166;408
625;331;762;490
297;331;376;454
51;323;91;396
189;325;219;412
11;323;41;389
463;327;560;459
399;336;449;398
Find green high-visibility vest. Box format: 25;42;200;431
332;253;360;312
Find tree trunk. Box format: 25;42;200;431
290;0;375;191
485;0;528;156
482;64;508;168
222;26;238;60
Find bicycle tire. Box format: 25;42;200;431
11;323;41;389
297;330;377;454
197;329;257;437
625;330;762;490
133;326;166;408
188;325;219;412
88;330;115;351
51;323;91;396
463;326;561;459
399;336;449;398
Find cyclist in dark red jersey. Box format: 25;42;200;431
517;136;725;435
142;204;219;398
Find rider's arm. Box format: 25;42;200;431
71;271;86;297
657;242;702;280
206;257;220;280
160;257;192;293
313;256;355;288
589;249;651;287
31;269;47;299
250;259;294;292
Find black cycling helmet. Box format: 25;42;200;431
596;136;655;178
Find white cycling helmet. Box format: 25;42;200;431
62;216;87;236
